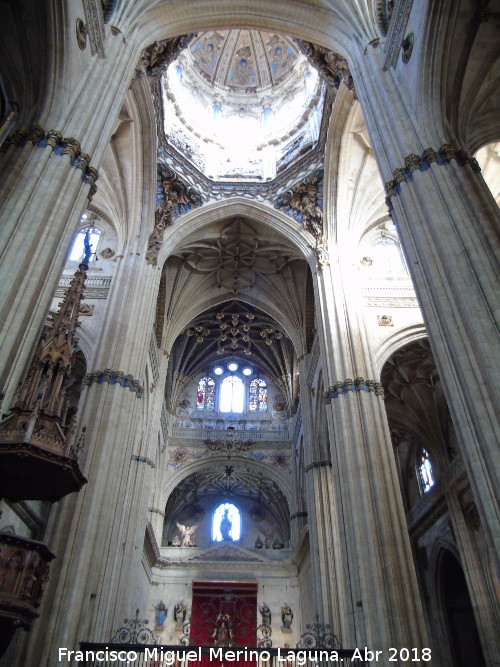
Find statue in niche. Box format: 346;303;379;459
211;612;235;647
281;604;293;630
174;602;187;629
260;603;272;627
261;527;274;549
176;522;199;547
220;509;232;541
155;601;167;628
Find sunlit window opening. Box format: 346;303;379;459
69;228;100;261
212;502;241;542
220;376;244;412
197;376;215;410
249;378;267;411
418;448;435;493
373;235;407;274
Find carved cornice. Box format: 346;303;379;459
384;144;481;211
324;377;384;402
1;125;99;200
82;369;144;397
383;0;414;70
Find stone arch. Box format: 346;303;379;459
429;544;487;667
375;324;428;375
127;1;375;58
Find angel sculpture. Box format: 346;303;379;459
176;522;199;547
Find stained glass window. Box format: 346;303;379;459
197;376;215;410
212;502;241;542
220;376;244;413
249;378;267;411
417;448;435;493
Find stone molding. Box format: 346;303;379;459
383;0;414;70
82;368;144;397
324;377;384;402
1;125;99;200
384;144;481;211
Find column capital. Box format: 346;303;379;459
384;143;481;210
1;124;99;200
82;369;144;398
324;377;384;402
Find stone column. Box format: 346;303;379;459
350;44;500;564
0;30;141;408
20;247;162;665
314;254;429;660
297;357;346;643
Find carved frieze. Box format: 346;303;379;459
82;0;106;58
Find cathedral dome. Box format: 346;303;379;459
162;30;325;182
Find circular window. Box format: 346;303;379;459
213;366;224;375
242;367;253;376
227;362;239;372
